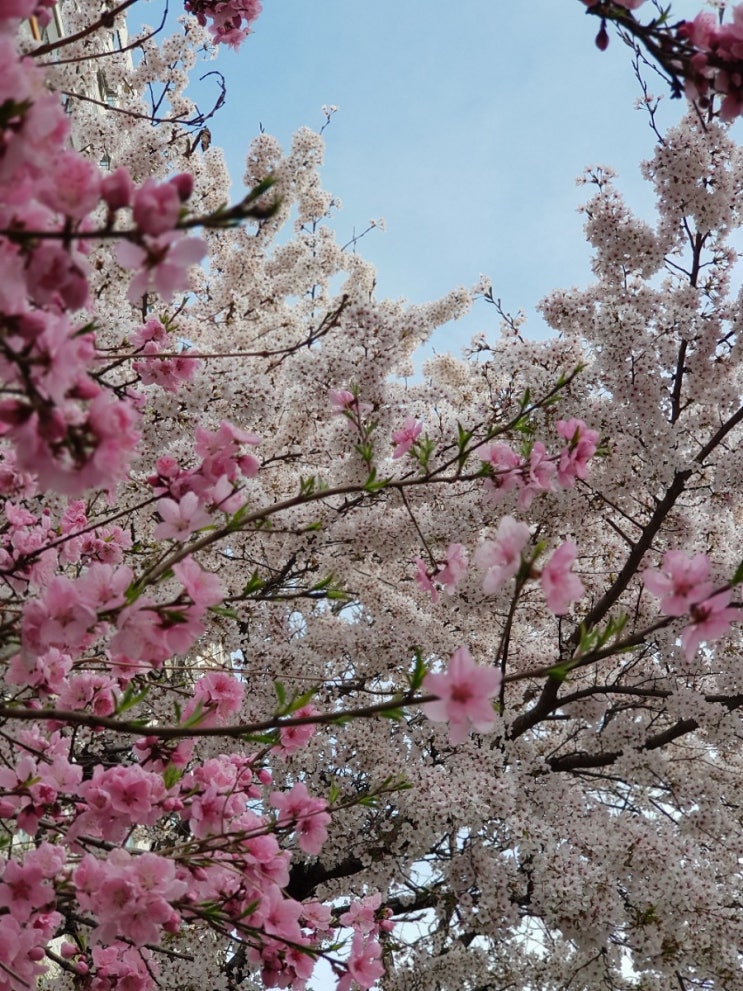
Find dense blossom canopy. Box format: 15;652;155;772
0;2;743;991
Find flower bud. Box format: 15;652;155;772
101;166;134;211
170;172;194;202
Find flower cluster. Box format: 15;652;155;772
481;418;599;509
678;7;743;120
644;551;738;658
1;2;743;991
0;10;206;494
184;0;263;48
584;0;743;122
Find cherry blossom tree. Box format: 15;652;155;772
1;2;743;991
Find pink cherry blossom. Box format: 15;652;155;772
254;884;304;943
422;645;502;745
540;541;585;615
329;388;373;424
519;441;556;509
271;782;331;855
38;150;101;221
481;441;523;503
277;704;318;756
173;556;225;610
330;388;356;411
191;670;245;724
340;893;384;935
436;542;468;593
185;0;263;48
337;933;385;991
415;543;468;603
474;515;530;594
391;417;423;459
0;858;54;923
414;557;440;603
154;492;211;541
643;550;714;617
91;944;158;991
556;418;600;487
101;166;135;211
194;420;261;482
118;232;207;304
132;178;182;236
680;591;738;659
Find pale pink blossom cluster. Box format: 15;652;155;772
413;419;596;617
184;0;263;48
584;0;743;122
644;550;738;658
678;6;743;120
2;1;743;990
130;317;200;394
481;418;599;509
414;543;468;603
472;516;585;615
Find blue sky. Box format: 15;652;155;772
154;0;705;352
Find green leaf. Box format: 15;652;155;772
161;608;187;626
364;470;390;493
414;435;436;471
289;688;317;711
124;581;142;606
273;684;318;720
358;794;381;807
239;731;279;745
379;707;404;721
179;701;206;729
242;570;264;596
242;175;276;204
209;604;238;619
407;647;427;692
457;421;474;449
547;662;572;683
163;764;183;790
455;423;474;469
299;475;316;497
731;559;743;586
326;587;350;602
225;502;251;531
116;682;149;715
356;441;375;464
578;612;628;656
